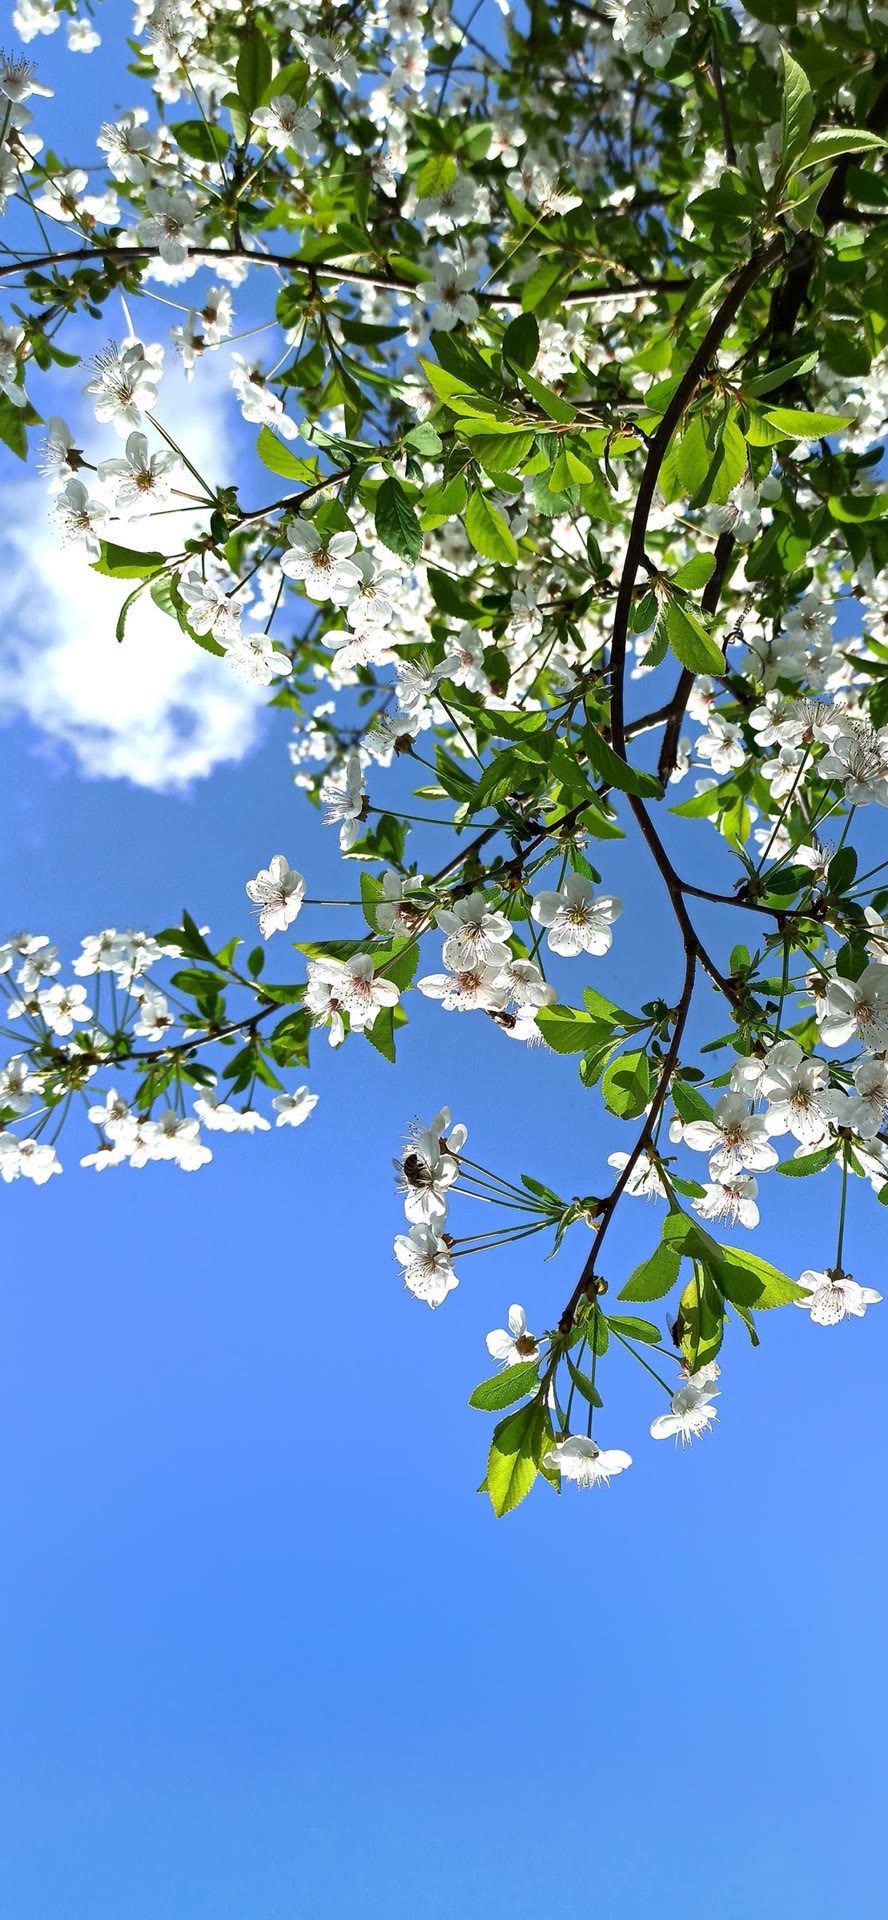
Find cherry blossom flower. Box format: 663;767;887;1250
281;523;361;602
485;1303;540;1367
542;1435;632;1486
320;755;367;851
844;1058;888;1138
138;186;202;265
682;1091;779;1178
794;1269;882;1326
0;320;26;407
85;341;158;432
692;1177;760;1229
819;964;888;1050
417;964;508;1013
98;430;179;511
393;1223;458;1306
607;1149;667;1200
272;1088;319;1128
531;873;622;957
251;96;320;156
37;982;91;1035
246;855;305;939
396;1107;466;1223
54;478;107;558
759;1040;842;1146
97;109;151;183
650;1363;720;1445
425;260;479;332
437;892;512;971
314;953;400;1032
225;631;291;685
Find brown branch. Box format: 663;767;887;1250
657;529;737;784
0;241;690;311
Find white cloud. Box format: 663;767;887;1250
0;365;268;792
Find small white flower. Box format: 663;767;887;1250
607;1150;667;1200
314;953;400;1032
396;1107;466;1223
320;755;367;851
542;1434;632;1486
281;522;361;602
794;1269;882;1326
650;1364;720;1446
819;964;888;1050
393;1223;458;1307
97;109;151;183
272;1087;319;1128
417;964;508;1013
531;873;622;958
54;478;107;559
37;982;91;1035
252;96;320;156
683;1091;778;1179
692;1177;760;1229
85;341;158;433
437;891;512;971
246;854;305;938
225;632;291;685
485;1303;540;1367
98;430;179;512
138;187;202;266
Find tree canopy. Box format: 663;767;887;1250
2;0;888;1509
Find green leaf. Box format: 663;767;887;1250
364;1007;396;1063
465;490;519;564
375;476;422;563
670;1081;714;1124
115;576;153;642
762;407;852;440
601;1049;652;1119
502;312;539;370
517;367;576;423
605;1315;662;1344
743;352;819;396
566;1356;602;1406
798;129;887;169
403;421;443;456
716;1246;807;1309
486;1403;543;1517
236;27;272;110
664;600;725;674
619;1243;681;1303
0;391;40;459
775;1142;839;1177
671;555;715;590
581;723;663;799
469;1360;540;1411
91;542;166;579
780;46;814;171
416;151;456;198
537;1004;614;1055
171;119;229;163
256;425;317;481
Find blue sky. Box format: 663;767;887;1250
1;12;886;1918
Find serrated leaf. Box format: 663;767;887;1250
502;312;539;370
619;1242;681;1302
256;425;317;481
486;1403;542;1516
375;476;422;563
236;27;272;110
465;490;519;563
780;46;814;171
566;1356;602;1406
797;129;886;169
91;542;166;580
582;723;663;798
537;1004;613;1054
716;1246;807;1309
605;1315;662;1344
469;1360;541;1410
762;407;852;440
665;600;725;674
601;1048;652;1119
775;1143;840;1177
